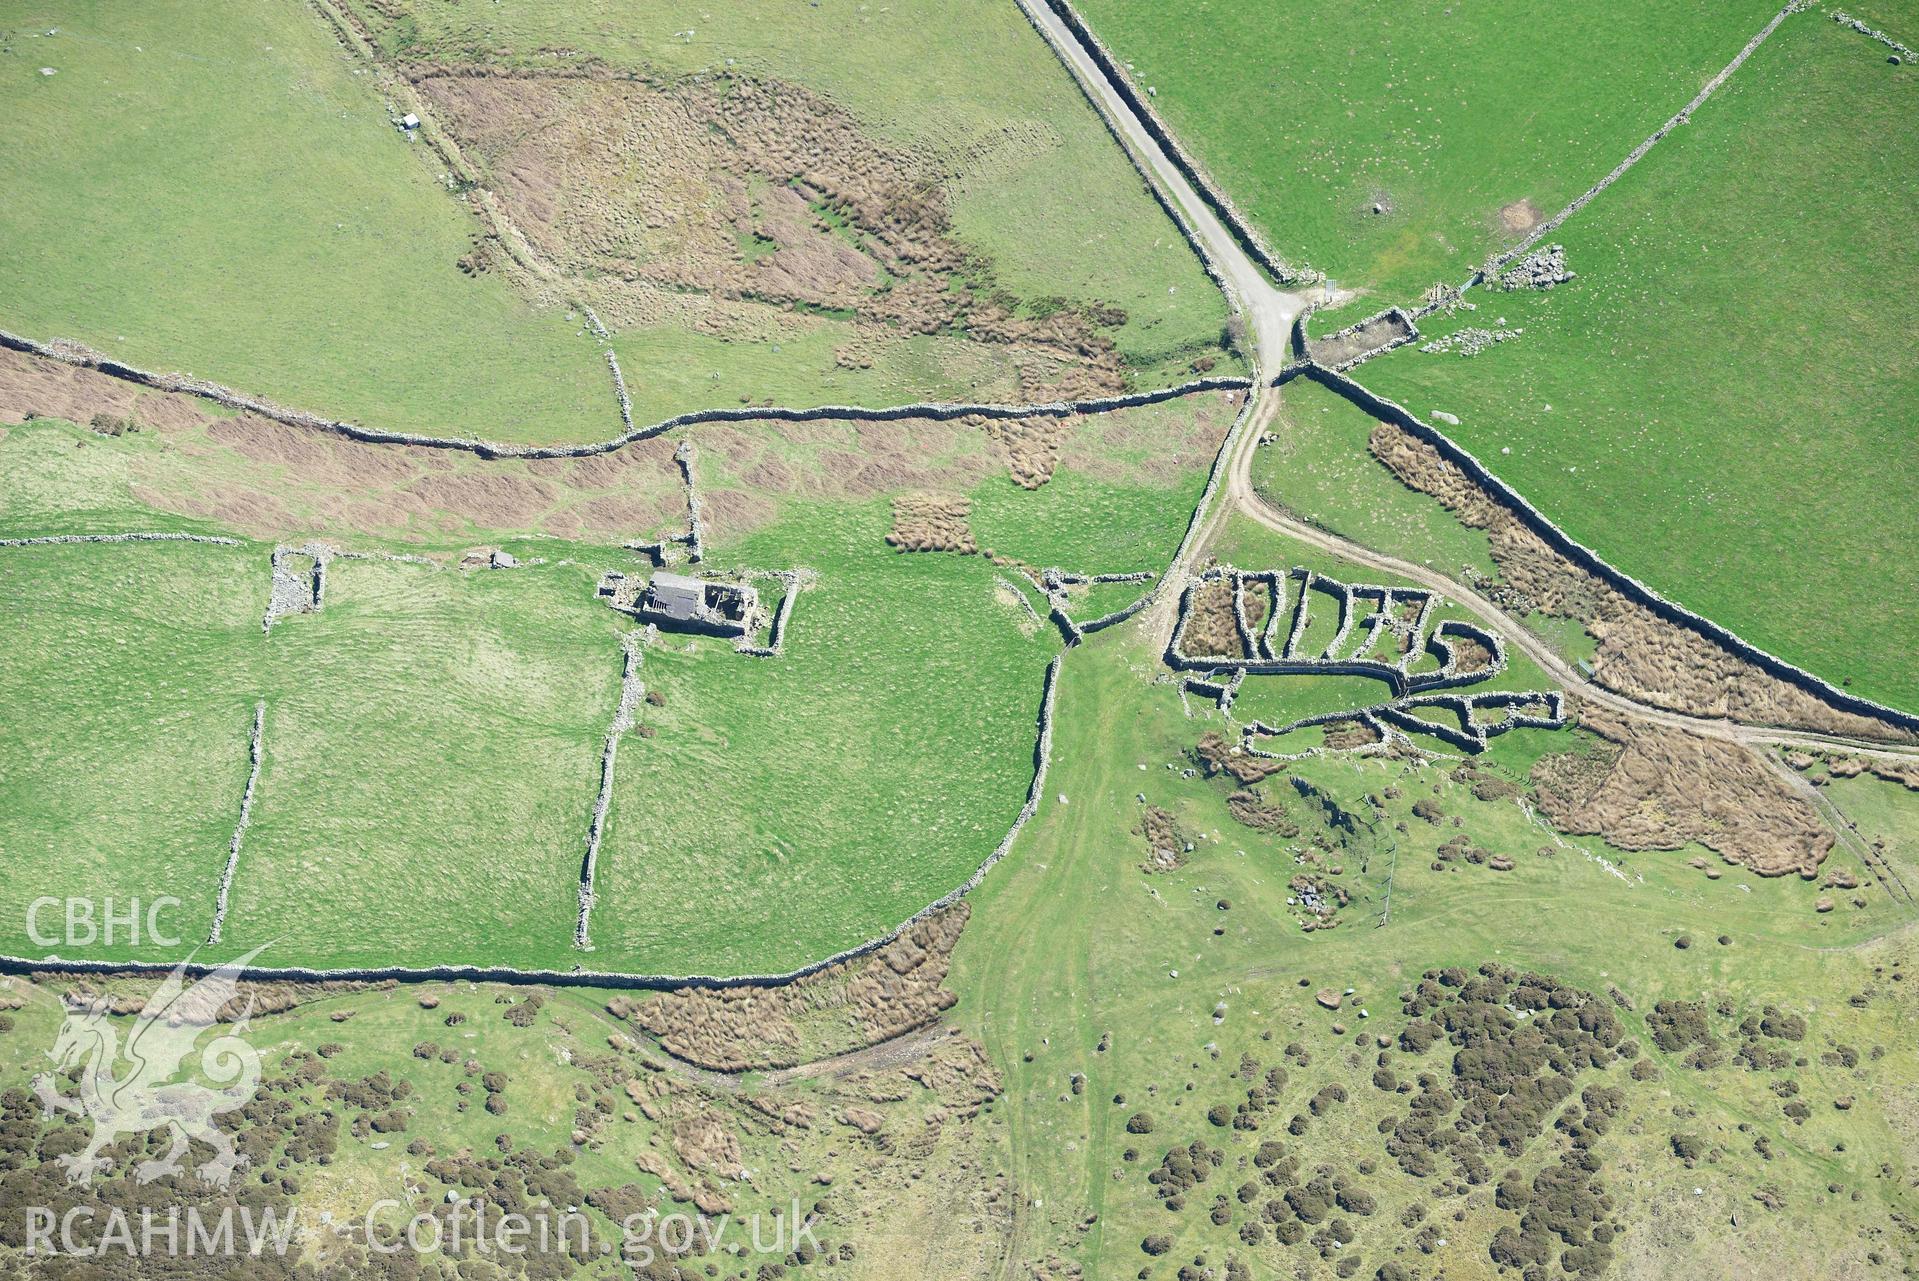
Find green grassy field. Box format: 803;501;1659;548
949;623;1918;1278
1252;377;1494;583
226;557;621;971
0;379;1236;975
0;524;1063;976
0;540;262;962
1362;15;1919;713
336;0;1233;382
2;517;1914;1280
1071;0;1779;305
0;1;618;444
589;497;1058;976
0;0;1232;448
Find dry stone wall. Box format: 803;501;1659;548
1472;1;1810;288
1023;0;1314;285
264;542;332;631
606;349;634;431
52;652;1062;989
674;439;704;562
733;569;809;658
575;630;646;952
206;701;266;946
1296;363;1919;738
0;532;239;548
1168;565;1505;698
0;329;1249;463
1306;306;1419;372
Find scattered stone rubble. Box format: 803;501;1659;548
1414;282;1476;318
264;542;332;631
1832;11;1915;62
1420;326;1521;357
1497;243;1574;291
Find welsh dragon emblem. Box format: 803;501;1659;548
32;946;267;1187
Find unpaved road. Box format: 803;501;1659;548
1024;0;1918;766
1015;0;1306;377
1221;424;1919;762
997;11;1919;1276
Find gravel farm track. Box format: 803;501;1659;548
1018;0;1919;759
6;0;1914;1022
5;10;1918;1278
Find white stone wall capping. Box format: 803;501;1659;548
1418;618;1509;689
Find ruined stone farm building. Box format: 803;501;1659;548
628;571;761;638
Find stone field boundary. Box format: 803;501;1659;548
1470;0;1812;290
0;328;1253;460
1026;0;1313;286
0;656;1064;993
1283;362;1919;737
